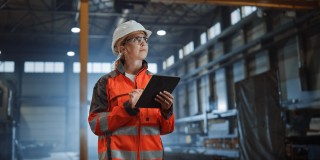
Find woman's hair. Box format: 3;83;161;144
112;36;126;69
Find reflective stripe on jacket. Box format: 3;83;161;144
88;60;175;160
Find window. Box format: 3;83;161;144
101;63;111;73
200;32;207;45
163;55;175;70
162;61;167;70
73;62;111;73
166;55;175;68
0;61;15;73
93;63;103;73
44;62;54;73
73;62;80;73
183;41;194;56
24;61;64;73
208;23;221;39
34;62;44;73
87;63;92;73
179;49;183;59
24;62;34;73
148;63;158;73
183;45;188;56
231;9;241;25
241;6;256;18
54;62;64;73
179;41;195;60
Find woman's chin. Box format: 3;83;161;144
139;53;148;59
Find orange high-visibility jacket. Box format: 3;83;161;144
88;60;175;160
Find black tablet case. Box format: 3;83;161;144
135;75;180;108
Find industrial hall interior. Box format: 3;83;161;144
1;0;320;160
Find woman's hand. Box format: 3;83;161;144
155;91;174;111
129;89;144;108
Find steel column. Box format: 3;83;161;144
79;0;88;159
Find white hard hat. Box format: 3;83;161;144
111;20;152;55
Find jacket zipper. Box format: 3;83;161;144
125;67;146;160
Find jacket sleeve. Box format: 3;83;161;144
158;107;175;135
88;75;139;136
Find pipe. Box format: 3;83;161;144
151;0;320;9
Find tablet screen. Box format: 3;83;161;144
135;75;180;108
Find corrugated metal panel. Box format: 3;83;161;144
22;74;66;96
246;22;266;42
231;31;244;51
272;12;293;29
215;68;228;113
213;42;224;58
279;39;301;100
248;51;271;76
198;75;210;113
233;59;246;83
187;59;196;72
177;64;186;77
198;52;208;67
177;86;187;118
20;106;66;151
255;51;270;75
188;81;199;116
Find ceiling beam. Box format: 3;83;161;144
0;33;183;46
0;8;202;19
0;32;109;39
151;0;320;9
0;45;175;61
143;22;206;29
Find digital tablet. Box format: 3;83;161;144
135;75;180;108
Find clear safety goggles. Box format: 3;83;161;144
125;36;148;45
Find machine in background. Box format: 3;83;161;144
0;79;20;160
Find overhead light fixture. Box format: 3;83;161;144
67;51;75;57
71;27;80;33
157;30;166;36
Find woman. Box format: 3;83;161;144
88;20;175;160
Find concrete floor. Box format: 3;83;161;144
24;152;79;160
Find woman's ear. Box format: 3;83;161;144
120;46;127;53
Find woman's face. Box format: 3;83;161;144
122;31;148;61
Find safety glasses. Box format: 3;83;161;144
124;36;148;45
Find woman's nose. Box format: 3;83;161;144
140;40;147;46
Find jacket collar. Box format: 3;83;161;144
117;60;148;75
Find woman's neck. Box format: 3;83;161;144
124;60;143;75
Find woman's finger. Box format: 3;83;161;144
155;93;173;110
